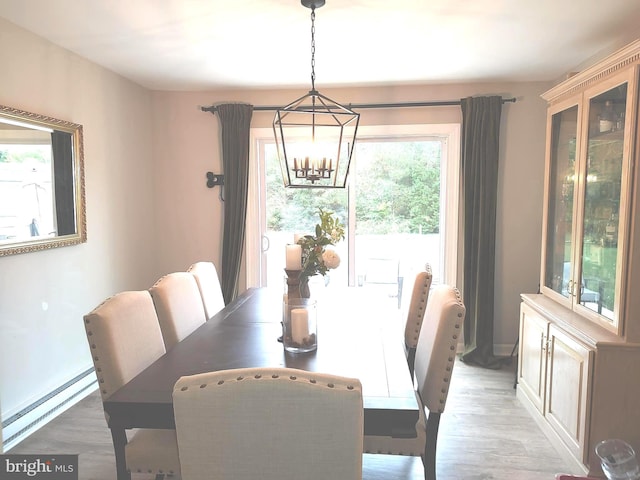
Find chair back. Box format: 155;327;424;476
150;272;207;350
404;265;433;349
187;261;225;318
83;290;166;401
414;285;465;414
173;367;364;480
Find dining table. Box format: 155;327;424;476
103;286;419;479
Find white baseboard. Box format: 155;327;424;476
2;368;97;452
455;341;519;358
494;342;519;357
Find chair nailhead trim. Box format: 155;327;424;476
290;375;297;380
310;379;316;383
180;386;188;391
199;384;207;388
255;374;262;379
217;380;224;385
327;383;334;388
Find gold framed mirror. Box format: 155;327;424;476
0;105;86;256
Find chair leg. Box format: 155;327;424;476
423;412;441;480
110;428;131;480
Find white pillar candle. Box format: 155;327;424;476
285;244;302;270
291;308;309;344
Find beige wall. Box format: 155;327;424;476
0;18;157;422
0;14;552;440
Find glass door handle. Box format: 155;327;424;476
261;235;270;253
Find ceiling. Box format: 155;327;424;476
1;0;639;91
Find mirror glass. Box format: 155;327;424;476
0;105;85;256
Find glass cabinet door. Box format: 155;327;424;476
577;82;628;323
543;104;580;301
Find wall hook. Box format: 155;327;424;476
206;172;224;188
206;172;225;201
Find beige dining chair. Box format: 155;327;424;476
364;284;465;480
404;265;433;379
186;261;225;319
173;367;363;480
83;290;180;478
150;271;207;351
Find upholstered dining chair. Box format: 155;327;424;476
364;284;465;480
83;290;180;478
186;261;225;319
404;265;433;379
173;367;363;480
149;271;207;351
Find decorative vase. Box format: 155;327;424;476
282;298;317;353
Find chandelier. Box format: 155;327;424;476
273;0;360;188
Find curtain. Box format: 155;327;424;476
51;130;75;236
216;103;254;304
459;95;503;368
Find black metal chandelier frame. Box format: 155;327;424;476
272;0;360;188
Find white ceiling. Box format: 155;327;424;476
1;0;639;91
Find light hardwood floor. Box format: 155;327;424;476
7;358;579;480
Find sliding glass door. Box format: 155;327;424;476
247;124;460;310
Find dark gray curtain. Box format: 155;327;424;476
459;95;503;368
216;103;253;304
51;130;75;235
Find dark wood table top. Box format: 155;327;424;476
103;287;419;437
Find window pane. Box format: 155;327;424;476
579;84;627;319
544;106;578;299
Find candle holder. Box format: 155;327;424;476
282;298;317;353
284;268;303;300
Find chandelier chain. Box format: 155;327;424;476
310;7;316;91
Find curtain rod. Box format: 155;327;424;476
200;97;516;113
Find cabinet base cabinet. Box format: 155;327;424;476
518;295;640;477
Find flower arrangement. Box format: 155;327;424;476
297;208;345;286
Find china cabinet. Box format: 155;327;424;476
517;39;640;476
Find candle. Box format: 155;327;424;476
285;244;302;270
291;308;309;344
293;233;303;244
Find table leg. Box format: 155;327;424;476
110;428;131;480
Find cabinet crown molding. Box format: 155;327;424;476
542;38;640;103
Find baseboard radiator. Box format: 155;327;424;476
2;368;97;452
